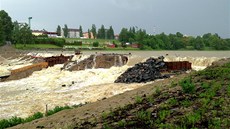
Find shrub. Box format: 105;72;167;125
46;106;71;116
73;41;82;46
158;110;171;121
92;42;99;47
184;112;201;127
155;87;161;96
34;38;65;47
179;77;195;94
0;117;23;129
135;110;151;121
24;112;43;122
135;96;143;104
167;98;178;107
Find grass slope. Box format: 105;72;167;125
73;62;230;128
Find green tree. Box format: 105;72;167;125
91;24;97;39
88;29;91;39
56;25;61;36
79;25;83;37
135;29;146;43
97;25;105;39
176;32;183;38
119;28;129;42
12;21;20;45
0;23;4;45
194;36;205;50
202;33;212;47
63;24;68;38
12;22;34;47
0;10;13;44
107;26;114;39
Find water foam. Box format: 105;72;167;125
164;56;220;70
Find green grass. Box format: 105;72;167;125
135;96;143;104
65;38;120;44
0;112;43;129
0;104;84;129
46;106;72;116
15;44;61;49
179;77;196;94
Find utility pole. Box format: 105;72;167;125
28;17;32;29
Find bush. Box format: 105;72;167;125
34;38;65;47
179;77;195;94
73;41;82;46
46;106;72;116
92;42;99;47
24;112;43;122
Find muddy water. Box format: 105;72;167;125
0;51;230;119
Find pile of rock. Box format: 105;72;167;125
115;56;169;83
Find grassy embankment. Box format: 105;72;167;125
72;61;230;128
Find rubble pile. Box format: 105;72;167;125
115;56;169;83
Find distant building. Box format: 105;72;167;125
61;28;80;38
32;30;58;37
44;32;58;37
114;34;119;40
83;32;94;39
32;30;45;36
131;43;141;48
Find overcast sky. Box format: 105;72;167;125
1;0;229;38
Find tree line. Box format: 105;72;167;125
56;24;114;39
0;10;34;46
1;10;230;50
118;27;230;50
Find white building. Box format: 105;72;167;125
61;28;80;38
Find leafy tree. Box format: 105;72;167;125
63;24;68;38
158;33;171;49
0;23;4;45
79;25;83;37
107;26;115;39
97;25;105;39
202;33;212;47
12;22;34;47
12;21;20;45
169;34;185;50
176;32;183;38
135;29;146;43
194;36;205;50
56;25;61;36
0;10;13;44
91;24;97;39
119;28;129;42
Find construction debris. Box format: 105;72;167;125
115;56;169;83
